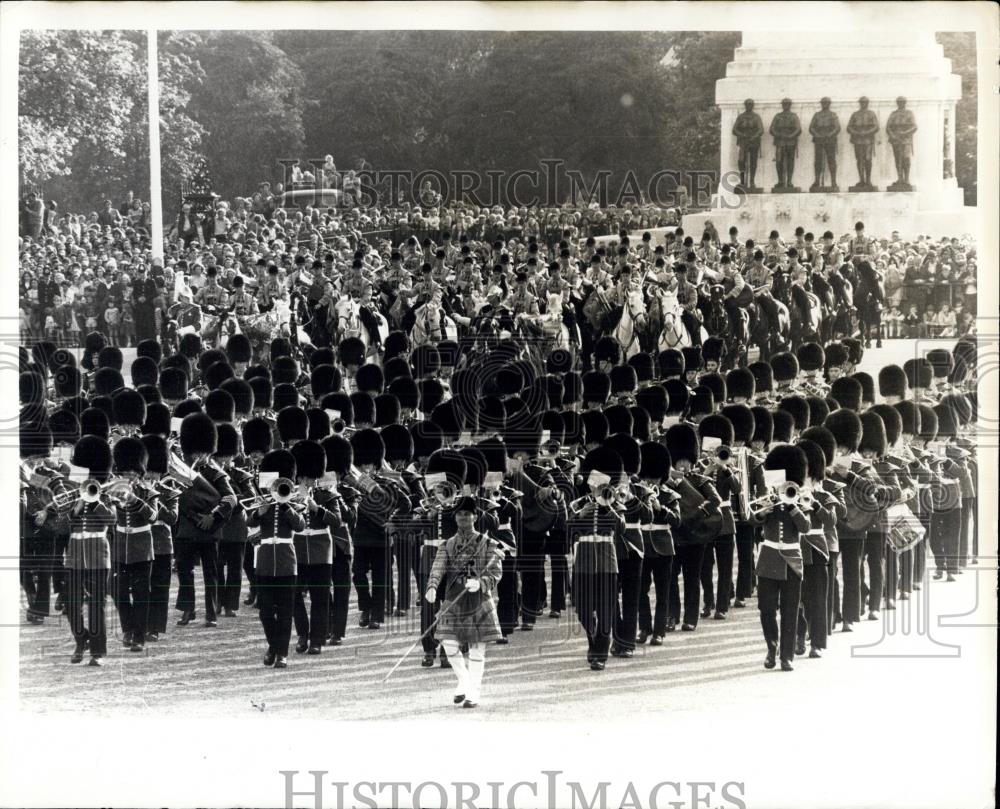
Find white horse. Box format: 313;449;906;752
410;298;458;347
334;296;388;358
611;286;647;360
651;287;706;350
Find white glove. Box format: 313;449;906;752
464;578;481;593
425;587;437;603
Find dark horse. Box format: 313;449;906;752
701;283;751;367
750;291;790;362
771;271;822;350
853;260;884;348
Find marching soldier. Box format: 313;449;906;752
637;442;681;646
140;434;178;642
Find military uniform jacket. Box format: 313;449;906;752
66;502;115;571
427;530;504;644
618;496;653;560
712;466;742;537
801;493;836;566
870;458;906;534
353;474;411;548
293;488;345;567
568;504;627;575
112;486;157;565
176;461;237;542
221;465;254;544
642;488;681;557
151;494;179;556
831;460;898;540
819;481;847;554
247;502;306;577
752;504;809;580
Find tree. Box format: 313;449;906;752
937;32;978;206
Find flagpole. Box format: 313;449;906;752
147;29;164;264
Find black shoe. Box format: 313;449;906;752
842;622;853;633
453;694;465;705
809;648;822;659
393;608;407;617
146;632;160;642
421;654;435;667
612;647;634;659
681;623;696;632
296;637;309;654
130;641;144;653
122;632;133;648
176;610;195;626
932;571;943;580
26;613;44;625
636;630;650;645
650;634;664;646
700;606;712;618
368;621;381;630
274;656;288;669
548;609;561;618
88;656;103;667
946;574;956;582
329;637;343;646
713;611;726;620
764;642;777;669
590;660;605;671
224;608;236;617
307;646;322;655
55;594;66;614
733;599;746;608
263;651;276;667
359;610;370;628
795;639;807;656
665;618;676;632
495;637;509;645
70;645;85;664
243;595;256;606
440;655;452;670
885;600;896;611
462;699;478;709
520;623;534;631
780;658;794;672
204;619;218;628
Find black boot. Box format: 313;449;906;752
764;641;777;669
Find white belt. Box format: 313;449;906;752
70;531;106;540
641;524;671;531
577;534;614;544
624;522;643;529
497;522;512;531
153;521;170;529
424;539;445;548
116;525;151;535
260;537;294;545
762;540;800;552
719;502;732;509
296;528;330;536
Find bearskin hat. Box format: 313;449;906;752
350;392;376;426
635;384;668;423
374;393;401;427
562;371;582;405
629;406;651;441
136;384;160;405
796;342;825;373
604;433;641;476
699;413;735;447
770;351;799;384
290;440;327;481
162;352;192;379
410;344;441;378
180;412;217;456
805;395;829;428
824;409;862;452
160;367;189;403
778;395;810;432
438;339;460;369
383;331;409;362
878;365;908;400
459;447;488;487
476;436;507;473
594;336;621;366
93;367;124;397
319;392;352;425
245;375;272;412
259;448;296;482
841;337;863;366
700;336;725;366
932;401;958;438
91;394;116;426
771;409;794;444
870;404;902;447
893;400;921;437
198;348;228;374
178;333;203;361
320;434;352;476
496;364;524;397
797;439;827;482
823;341;849;372
112;389;147;429
48;409;80;446
664;422;699;466
749;361;774;394
800;425;836;466
219;378;253;418
859;411;888;457
657;348;685;379
941;392;972;427
916;404;938;442
337;337;366;368
128;356;157;389
951;339;976;385
700;372;727;406
205;389;236;424
82;332;105;358
582;410;610;446
244;363;270;382
97;346;123;371
271;356;299;387
546;349;574;375
351;427;386;467
764;444;808;487
925;348;953;380
50;364;81;400
214;423;241;459
386;377;418;412
382;357;411;388
639;440;671;483
141;434;169;475
310;364;342;400
19;420;52;460
561;410;584;447
542;375;564;410
356;363;386;395
903;358;933;392
378;423;412;465
203;361;235;391
111;435;147;476
611;365;639;396
410;421;443;460
750;405;773;448
136;339;162;364
172;398;202;420
19;371;44;406
272;383;299;412
721;404;755;446
582;371;611;406
304;408;329;442
851;372;875;406
276;406;308;444
80;407;110;440
830;376;862;412
626;352;654;384
426;448;466;486
72;435;112;481
242;417;273;456
725;368;755;402
681;346;702;374
663;379;688;415
221;333;251;366
140;401;170;437
269;337;293;362
604;404;634;437
579;445;624;486
688;386;714;419
501;414;541;457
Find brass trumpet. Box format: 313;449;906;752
331;419;356;436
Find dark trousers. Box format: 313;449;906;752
21;536;55;617
66;567;108;656
930;508;961;574
885;544;912;603
573;570;617;663
496;554;520;635
294;563;332;646
839;535;864;624
541;531;569;612
827;550;840;634
217;542;245;612
863;531;886;613
329;552;351;641
734;524;757;600
758;574;801;662
797;563;828;650
913;535;927;582
518;531;548;625
668;544;706;626
700;535;735;613
393;538;420;612
175;538;219;621
639;554;672;636
243;543;257;601
257;574;296;656
352;544;389;623
112;560;152;642
969;496;978;562
613;551;643;650
958;499;971;566
418;546;441;653
148;554;172;634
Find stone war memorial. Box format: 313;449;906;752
687;30;975;238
